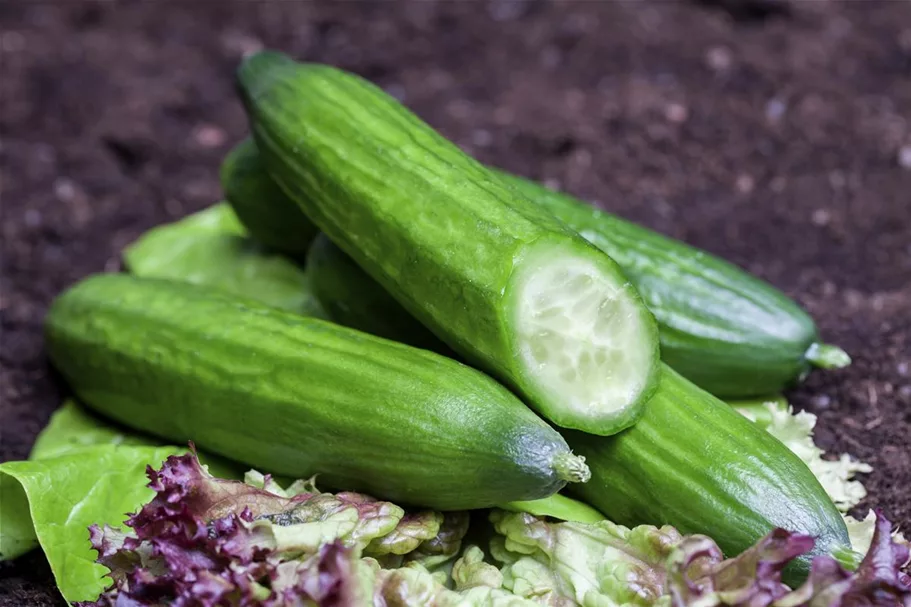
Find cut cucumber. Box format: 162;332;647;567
237;52;660;435
509;242;655;427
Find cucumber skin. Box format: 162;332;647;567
221;137;319;258
237;52;659;435
499;173;823;398
44;274;579;511
307;233;451;355
565;366;849;585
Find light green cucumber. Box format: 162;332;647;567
221;137;319;257
237;52;660;436
123;203;327;317
44;274;590;510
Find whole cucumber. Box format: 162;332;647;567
44;274;590;510
305;237;850;583
497;173;850;397
237;51;660;437
221;137;319;258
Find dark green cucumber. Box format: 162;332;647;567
45;274;590;511
124;203;328;318
564;366;850;585
302;240;849;582
497;173;850;397
221;137;319;258
237;52;660;436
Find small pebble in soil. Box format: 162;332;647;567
765;98;787;122
735;174;755;194
191;124;226;149
811;209;831;226
664;103;689;123
705;45;733;71
897;144;911;169
811;394;832;409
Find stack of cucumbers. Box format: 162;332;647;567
44;51;855;584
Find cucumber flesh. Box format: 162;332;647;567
510;242;654;427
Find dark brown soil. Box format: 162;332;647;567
2;2;910;605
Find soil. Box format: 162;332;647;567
1;2;910;605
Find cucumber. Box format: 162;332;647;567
45;274;590;511
124;203;328;318
564;366;850;585
219;143;848;400
307;233;448;354
302;240;848;581
497;172;850;397
221;137;319;258
237;52;660;437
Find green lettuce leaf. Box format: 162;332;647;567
0;445;180;603
1;401;164;563
123;202;328;317
491;509;682;605
29;399;158;460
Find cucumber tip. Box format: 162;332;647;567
805;343;851;370
554;453;591;484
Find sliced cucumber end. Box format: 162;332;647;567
805;342;851;369
509;243;659;435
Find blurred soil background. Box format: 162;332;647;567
1;1;910;604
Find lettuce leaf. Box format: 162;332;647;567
667;512;911;607
492;510;910;607
76;453;475;605
123;202;328;317
491;509;682;605
0;445;181;603
0;401;168;564
845;510;910;559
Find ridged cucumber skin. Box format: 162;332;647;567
564;366;850;585
237;52;660;435
221;137;319;258
44;274;586;511
498;173;840;398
